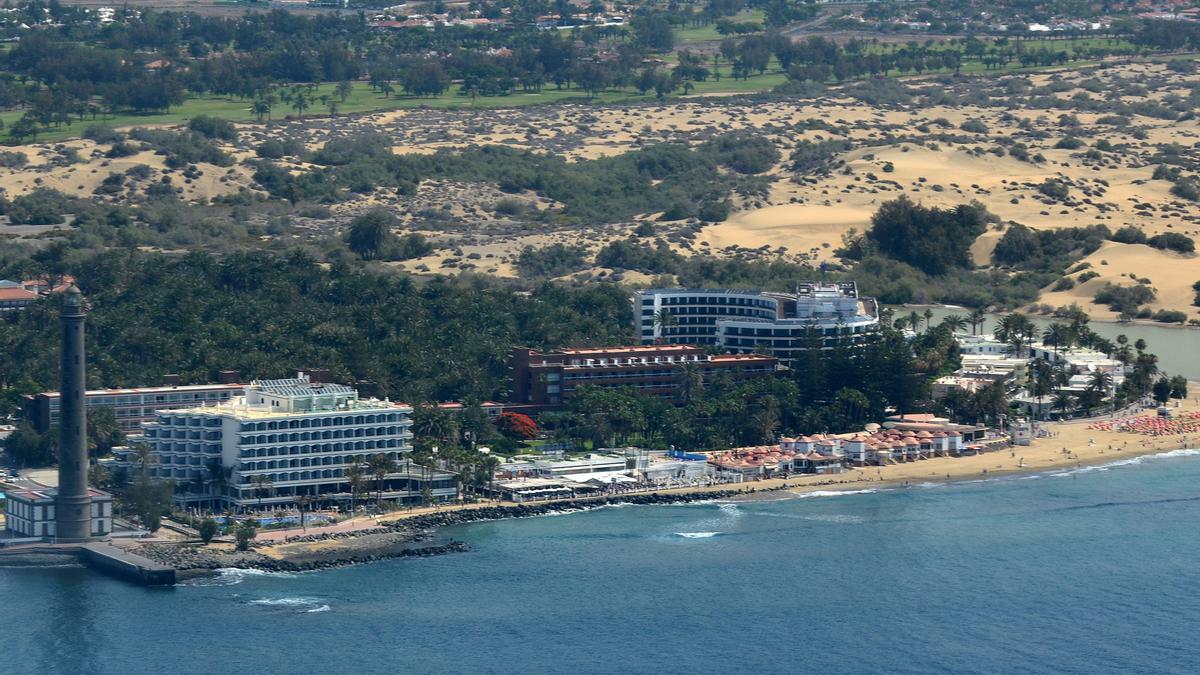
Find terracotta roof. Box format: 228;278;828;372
0;287;36;301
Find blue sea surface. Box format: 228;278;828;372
5;450;1200;674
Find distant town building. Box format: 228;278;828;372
116;373;456;511
633;284;879;363
0;275;74;312
25;381;246;433
508;345;779;407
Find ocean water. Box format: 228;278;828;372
5;451;1200;675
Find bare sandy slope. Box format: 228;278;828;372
1038;241;1199;320
0;142;255;204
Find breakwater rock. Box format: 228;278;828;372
394;489;745;531
134;539;467;575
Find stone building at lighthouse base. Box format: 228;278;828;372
4;488;113;540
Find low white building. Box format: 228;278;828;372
495;453;630;479
955;334;1011;356
1029;347;1124;374
4;488;112;539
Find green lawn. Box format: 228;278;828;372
2;40;1184;147
1;74;798;145
674;10;764;45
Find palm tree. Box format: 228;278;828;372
291;92;310;118
652;309;677;342
411;404;453;443
251;474;273;511
1042;323;1070;357
293;494;311;532
131;441;155;477
941;314;968;333
675;361;704;405
1052;391;1076;419
923;308;934;332
1028;359;1055;420
250;98;271;122
908;310;921;332
967;308;987;335
206;459;230;507
345;457;367;513
366;454;396;506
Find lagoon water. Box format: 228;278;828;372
912;305;1200;380
6;451;1200;674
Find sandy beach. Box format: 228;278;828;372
246;387;1200;554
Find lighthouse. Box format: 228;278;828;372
55;285;92;541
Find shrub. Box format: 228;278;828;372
515;243;588;278
125;164;154;180
198;518;218;544
311;133;394;166
789;139;852;174
1054;137;1085;150
493;198;527;217
595;238;683;274
0;151;27;168
1170;177;1200;202
1051;277;1075;291
83;124;124;144
1110;226;1147;244
1093;283;1155;313
1077;270;1100;283
1;189;72;225
106;142;139;158
235;522;257;551
393;233;433;260
960;119;989;134
1147;232;1195;253
255;138;304;159
1038;178;1070;201
129;128;232;168
702;133;779;175
1152;309;1188;324
697;199;731;222
188;115;238;141
94;172;126;195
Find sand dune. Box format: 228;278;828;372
1038;241;1198;321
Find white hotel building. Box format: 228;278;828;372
118;374;456;511
634;283;880;363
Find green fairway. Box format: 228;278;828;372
674;10;764;45
0;43;1185;147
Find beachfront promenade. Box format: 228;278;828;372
244;393;1200;543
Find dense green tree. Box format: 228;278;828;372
862;196;991;275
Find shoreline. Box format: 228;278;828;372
199;414;1200;575
902;303;1200;332
7;408;1198;579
